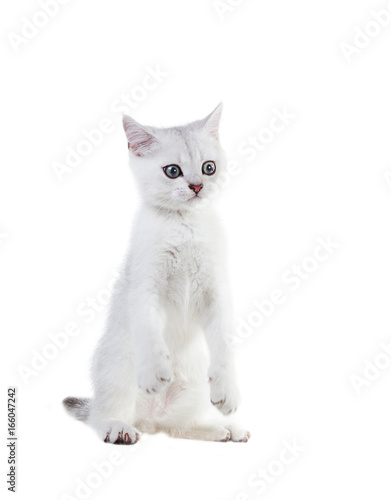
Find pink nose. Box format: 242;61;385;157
189;184;203;194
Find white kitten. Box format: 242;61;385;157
63;104;250;444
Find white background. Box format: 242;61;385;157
2;0;391;499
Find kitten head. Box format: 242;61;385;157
122;104;225;211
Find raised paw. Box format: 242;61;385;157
209;372;240;416
137;351;172;395
101;421;140;445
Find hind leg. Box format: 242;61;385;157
88;380;142;445
89;391;141;445
97;420;140;445
89;351;142;445
89;392;141;445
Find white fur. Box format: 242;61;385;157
64;104;250;444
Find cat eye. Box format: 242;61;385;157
163;164;183;179
202;161;216;176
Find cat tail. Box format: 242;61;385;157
62;397;91;422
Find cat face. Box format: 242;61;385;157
123;104;226;211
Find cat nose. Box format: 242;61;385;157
189;184;203;194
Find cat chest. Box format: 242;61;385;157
163;241;203;279
162;238;210;302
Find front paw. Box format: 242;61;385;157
137;352;172;394
209;371;241;415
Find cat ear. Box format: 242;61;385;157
122;115;158;157
200;103;223;140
